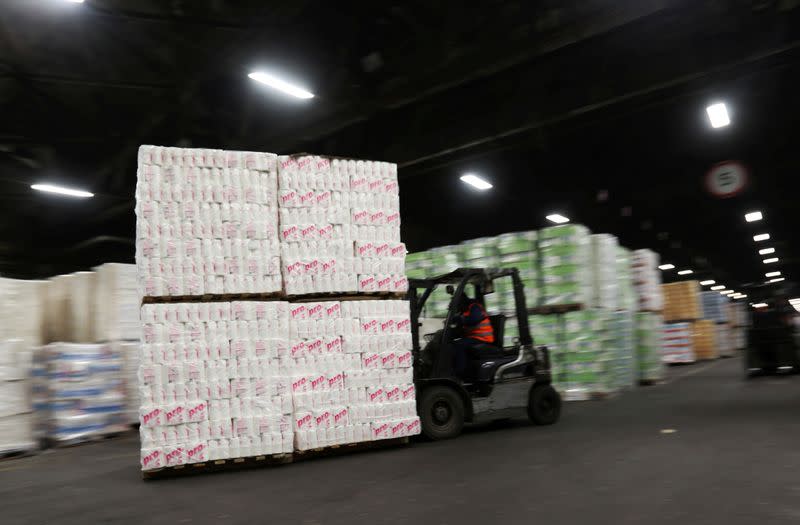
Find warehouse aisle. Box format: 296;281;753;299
2;356;800;525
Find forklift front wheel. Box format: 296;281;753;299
528;384;561;425
419;386;465;440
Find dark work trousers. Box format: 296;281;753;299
453;338;483;380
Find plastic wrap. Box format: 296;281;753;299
631;249;664;311
590;234;619;310
94;264;140;342
701;291;729;324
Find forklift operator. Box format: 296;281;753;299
452;294;495;377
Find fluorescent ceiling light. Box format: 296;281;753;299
700;280;716;286
460;174;492;191
752;303;768;308
31;183;93;198
658;264;675;271
765;271;781;278
720;290;734;295
744;211;762;222
768;277;785;283
758;247;775;255
248;71;314;99
706;102;730;128
732;294;747;299
753;233;770;242
66;0;85;3
789;298;800;304
677;270;693;275
710;285;725;290
545;213;570;224
763;258;779;264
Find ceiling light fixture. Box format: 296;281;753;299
459;174;493;191
765;271;781;278
744;211;762;222
710;285;725;290
545;213;570;224
658;264;675;271
31;183;93;198
706;102;730;128
758;247;775;255
720;290;734;295
248;71;314;99
700;280;716;286
753;233;770;242
763;258;779;264
789;298;800;304
769;277;785;283
461;173;494;191
752;303;768;309
677;270;693;275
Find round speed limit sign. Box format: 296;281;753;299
706;161;748;198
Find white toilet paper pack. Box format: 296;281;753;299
287;299;419;450
138;301;294;470
135;146;282;298
278;155;407;295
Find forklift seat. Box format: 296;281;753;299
488;314;505;347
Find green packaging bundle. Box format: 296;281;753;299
635;312;665;381
539;225;593;306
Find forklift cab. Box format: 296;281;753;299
408;268;561;440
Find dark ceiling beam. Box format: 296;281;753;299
84;1;269;30
0;71;172;91
261;0;678;153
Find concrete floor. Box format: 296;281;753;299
3;355;800;525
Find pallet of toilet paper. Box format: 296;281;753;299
135;146;408;299
136;299;419;472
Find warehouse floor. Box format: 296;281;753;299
3;355;800;525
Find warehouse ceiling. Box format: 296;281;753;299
1;0;799;298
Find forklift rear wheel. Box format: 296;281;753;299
528;384;561;425
420;386;465;440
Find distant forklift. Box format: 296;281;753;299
745;291;800;378
409;268;561;440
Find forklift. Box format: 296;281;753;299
409;268;561;440
745;288;800;378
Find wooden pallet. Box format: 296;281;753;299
142;453;293;480
293;436;410;462
142;292;286;305
528;303;585;315
288;292;407;303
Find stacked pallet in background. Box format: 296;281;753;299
636;313;667;376
590;234;619;310
539;225;592;307
728;302;749;351
0;340;35;456
662;323;695;363
691;320;718;360
135;146;418;473
663;281;701;322
631;250;665;382
701;291;732;357
93;263;142;424
32;343;127;446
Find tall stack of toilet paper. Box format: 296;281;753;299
288;300;418;450
539;225;593;306
32;343;127;445
631;250;663;312
728;302;748;351
277;156;407;295
135;146;418;470
635;313;665;381
0;340;35;454
135;147;283;297
495;231;539;312
590;234;619;310
137;302;294;469
616;247;637;311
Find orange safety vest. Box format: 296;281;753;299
463;303;494;343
